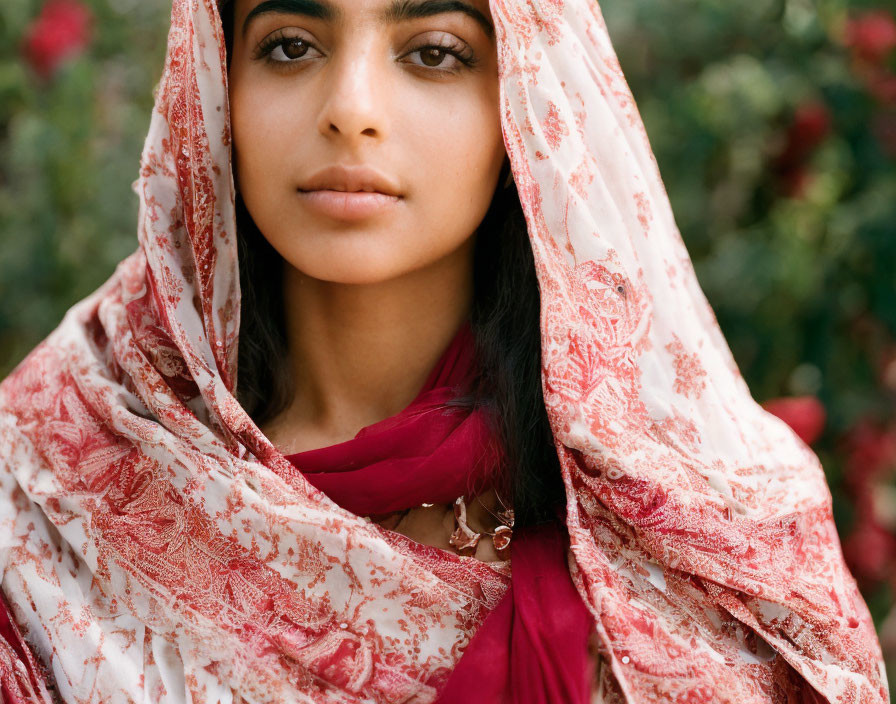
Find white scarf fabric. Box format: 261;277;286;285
0;0;887;701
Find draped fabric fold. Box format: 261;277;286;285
0;0;887;701
492;0;887;699
285;321;503;517
285;319;595;703
0;591;54;704
435;521;595;704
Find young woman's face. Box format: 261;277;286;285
228;0;506;285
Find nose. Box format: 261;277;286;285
316;43;390;146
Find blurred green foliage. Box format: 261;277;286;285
0;0;169;372
1;0;895;668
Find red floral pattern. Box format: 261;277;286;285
493;0;886;700
0;0;887;701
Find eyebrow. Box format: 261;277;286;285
242;0;494;39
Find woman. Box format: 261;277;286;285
0;0;887;701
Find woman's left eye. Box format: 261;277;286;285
402;44;477;71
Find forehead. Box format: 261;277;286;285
233;0;495;38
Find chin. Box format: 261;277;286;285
271;221;474;286
284;248;428;286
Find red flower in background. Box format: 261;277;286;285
845;10;896;66
843;9;896;113
761;395;826;445
788;102;833;155
21;0;92;79
840;419;896;585
843;519;896;584
843;419;896;489
771;101;832;198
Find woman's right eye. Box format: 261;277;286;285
258;35;322;64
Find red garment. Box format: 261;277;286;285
0;592;54;703
436;522;594;704
284;321;594;703
284;321;501;516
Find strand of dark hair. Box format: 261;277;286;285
464;173;566;527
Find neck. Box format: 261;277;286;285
263;240;476;454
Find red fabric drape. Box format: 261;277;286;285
284;321;501;516
285;321;595;703
0;591;54;704
435;521;594;704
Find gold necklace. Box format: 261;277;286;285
362;492;515;560
448;493;514;559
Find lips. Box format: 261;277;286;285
298;165;402;197
297;165;403;221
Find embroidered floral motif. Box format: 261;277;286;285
540;100;570;151
0;0;886;701
665;332;709;400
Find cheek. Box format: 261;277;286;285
405;80;505;229
229;79;306;196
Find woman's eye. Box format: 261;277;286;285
410;46;458;69
403;43;477;71
259;36;321;64
275;38;310;61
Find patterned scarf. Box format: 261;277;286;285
0;0;887;701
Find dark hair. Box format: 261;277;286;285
221;2;564;527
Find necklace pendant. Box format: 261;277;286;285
492;524;513;556
449;496;481;556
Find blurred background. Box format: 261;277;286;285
1;0;895;689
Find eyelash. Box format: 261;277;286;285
254;31;480;73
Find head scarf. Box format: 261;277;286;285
0;0;888;701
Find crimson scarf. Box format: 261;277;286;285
284;321;501;517
285;321;594;703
